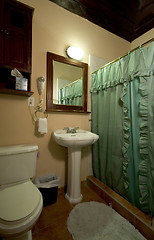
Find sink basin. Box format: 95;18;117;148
53;129;99;148
53;128;99;204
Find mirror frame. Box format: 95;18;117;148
46;52;88;113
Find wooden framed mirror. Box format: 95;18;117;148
46;52;88;113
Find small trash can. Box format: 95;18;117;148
34;174;60;207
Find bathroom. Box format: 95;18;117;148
0;0;153;239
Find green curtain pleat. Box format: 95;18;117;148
92;83;126;196
91;41;154;216
139;74;154;216
147;75;154;216
124;78;141;208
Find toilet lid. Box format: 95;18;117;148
0;181;41;221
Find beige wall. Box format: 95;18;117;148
0;0;152;187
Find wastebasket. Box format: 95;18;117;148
34;174;60;207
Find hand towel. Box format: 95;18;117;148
38;118;48;134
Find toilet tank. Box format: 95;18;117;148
0;145;38;185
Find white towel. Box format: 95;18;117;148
38;118;48;134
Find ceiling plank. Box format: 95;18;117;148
49;0;154;42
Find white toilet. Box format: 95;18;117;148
0;144;43;240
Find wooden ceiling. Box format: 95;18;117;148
49;0;154;42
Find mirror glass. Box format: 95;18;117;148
53;61;83;106
46;52;88;112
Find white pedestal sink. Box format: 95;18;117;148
53;129;99;204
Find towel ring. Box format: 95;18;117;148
33;107;48;122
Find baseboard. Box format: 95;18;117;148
87;175;154;240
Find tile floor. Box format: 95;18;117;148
32;177;154;240
87;176;154;240
32;181;107;240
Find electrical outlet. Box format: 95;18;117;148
28;97;34;106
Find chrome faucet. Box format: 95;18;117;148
63;127;79;133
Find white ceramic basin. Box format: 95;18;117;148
53;128;99;204
53;129;99;148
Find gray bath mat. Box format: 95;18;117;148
67;201;146;240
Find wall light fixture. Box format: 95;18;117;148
66;46;84;61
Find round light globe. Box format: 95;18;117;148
66;46;84;60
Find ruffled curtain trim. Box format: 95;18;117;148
138;76;150;213
138;41;154;215
120;82;130;196
60;93;82;101
91;42;154;93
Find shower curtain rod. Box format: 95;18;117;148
62;78;80;88
92;37;154;74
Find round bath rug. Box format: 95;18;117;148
67;201;146;240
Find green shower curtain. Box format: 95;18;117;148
91;41;154;216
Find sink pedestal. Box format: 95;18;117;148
53;129;99;204
65;147;83;204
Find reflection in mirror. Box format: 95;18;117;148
53;61;83;106
47;52;88;113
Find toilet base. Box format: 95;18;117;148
2;230;32;240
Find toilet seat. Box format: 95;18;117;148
0;180;41;222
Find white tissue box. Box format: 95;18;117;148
15;77;28;91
